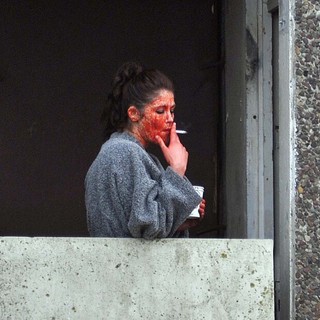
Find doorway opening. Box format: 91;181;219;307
1;1;224;237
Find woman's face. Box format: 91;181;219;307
136;89;175;146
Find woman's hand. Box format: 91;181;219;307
198;199;206;219
177;199;206;232
155;123;188;177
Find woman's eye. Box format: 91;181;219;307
155;107;175;115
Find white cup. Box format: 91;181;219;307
188;186;204;219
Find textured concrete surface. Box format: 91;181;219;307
295;0;320;319
0;238;273;320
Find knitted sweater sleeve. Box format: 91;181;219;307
113;143;202;239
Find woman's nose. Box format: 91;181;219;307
166;111;174;122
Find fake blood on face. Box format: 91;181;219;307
135;90;175;147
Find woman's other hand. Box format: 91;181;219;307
199;199;206;219
177;199;206;232
155;123;188;177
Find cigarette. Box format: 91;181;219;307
176;130;188;134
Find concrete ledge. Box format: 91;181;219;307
0;238;274;319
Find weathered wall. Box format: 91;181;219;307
295;1;320;318
0;238;274;320
224;0;247;238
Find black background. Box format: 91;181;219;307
1;1;220;236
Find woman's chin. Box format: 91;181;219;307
150;133;169;146
161;134;170;145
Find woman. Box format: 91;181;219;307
85;62;205;238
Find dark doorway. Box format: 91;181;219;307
1;1;221;237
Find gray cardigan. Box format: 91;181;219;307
85;131;202;239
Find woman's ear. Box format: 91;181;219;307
127;106;141;122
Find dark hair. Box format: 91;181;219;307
101;62;174;140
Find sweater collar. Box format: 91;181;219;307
110;131;145;149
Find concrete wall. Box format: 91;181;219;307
0;238;274;320
224;0;247;238
295;1;320;318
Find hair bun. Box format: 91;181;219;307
113;61;143;88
